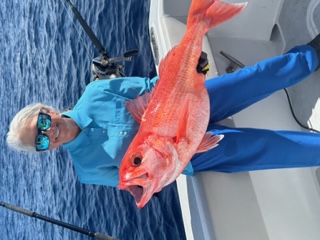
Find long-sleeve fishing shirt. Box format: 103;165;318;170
62;77;194;187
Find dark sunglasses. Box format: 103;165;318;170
35;112;51;151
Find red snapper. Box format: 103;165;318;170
118;0;247;208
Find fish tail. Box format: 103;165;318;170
187;0;247;32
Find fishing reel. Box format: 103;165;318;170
91;49;138;80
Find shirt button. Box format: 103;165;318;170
119;131;124;135
102;130;106;133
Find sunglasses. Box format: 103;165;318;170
35;112;51;151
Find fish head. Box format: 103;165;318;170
118;134;179;208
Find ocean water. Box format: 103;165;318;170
0;0;186;239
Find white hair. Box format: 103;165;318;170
6;103;57;152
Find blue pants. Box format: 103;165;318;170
191;45;320;172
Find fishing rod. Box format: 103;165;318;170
65;0;107;56
0;202;119;240
65;0;138;78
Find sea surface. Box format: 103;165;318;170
0;1;186;239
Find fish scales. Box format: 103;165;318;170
118;0;247;208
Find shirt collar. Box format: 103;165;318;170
62;130;90;151
61;110;92;151
62;109;92;129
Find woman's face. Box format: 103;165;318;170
19;108;79;151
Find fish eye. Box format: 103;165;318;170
132;156;142;165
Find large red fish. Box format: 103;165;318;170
118;0;247;208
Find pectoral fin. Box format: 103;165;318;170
125;90;153;123
196;133;224;153
175;99;190;142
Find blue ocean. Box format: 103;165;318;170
0;0;186;239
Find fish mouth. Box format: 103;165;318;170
118;183;147;208
118;174;151;208
126;185;144;207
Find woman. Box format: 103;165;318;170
6;35;320;187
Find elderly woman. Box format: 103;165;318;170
6;35;320;187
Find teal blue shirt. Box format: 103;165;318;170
62;77;194;187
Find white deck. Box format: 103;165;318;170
149;0;320;239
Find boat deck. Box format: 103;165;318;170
149;0;320;239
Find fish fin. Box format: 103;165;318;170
196;133;224;153
125;90;153;123
175;99;190;142
187;0;247;31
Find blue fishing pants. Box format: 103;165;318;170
191;44;320;172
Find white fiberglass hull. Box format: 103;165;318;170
149;0;320;239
